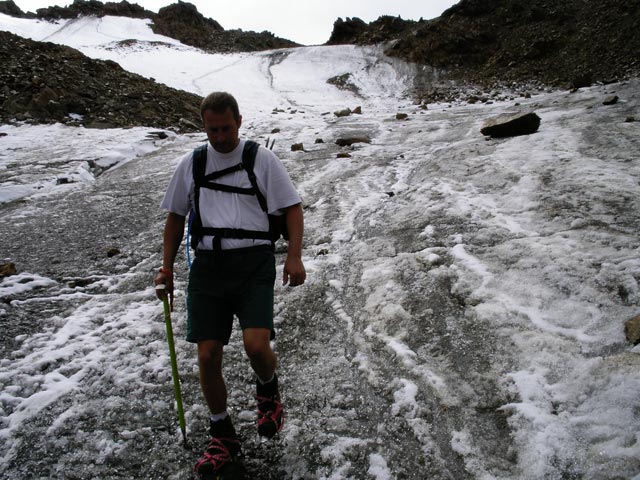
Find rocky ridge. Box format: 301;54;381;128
1;0;300;53
327;0;640;100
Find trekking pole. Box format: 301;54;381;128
156;284;188;447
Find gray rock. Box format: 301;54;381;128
480;111;541;138
625;314;640;345
603;95;619;105
291;143;305;152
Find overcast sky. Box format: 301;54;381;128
13;0;459;45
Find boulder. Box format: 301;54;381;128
337;152;352;158
480;112;541;138
291;143;305;152
335;136;371;147
603;95;619;105
396;112;409;120
625;314;640;345
334;108;352;117
0;261;17;278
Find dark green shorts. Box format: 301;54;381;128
186;247;276;344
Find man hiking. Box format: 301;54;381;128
154;91;306;477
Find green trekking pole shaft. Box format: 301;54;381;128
158;286;188;447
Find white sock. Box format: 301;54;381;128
210;411;229;423
258;373;275;385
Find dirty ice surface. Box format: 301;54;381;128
1;13;640;480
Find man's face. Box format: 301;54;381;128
203;107;242;154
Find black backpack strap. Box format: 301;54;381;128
197;226;272;240
202;163;244;181
242;140;268;213
190;144;207;249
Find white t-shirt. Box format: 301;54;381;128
161;139;301;250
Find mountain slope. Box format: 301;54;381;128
0;0;300;52
327;0;640;88
0;30;202;130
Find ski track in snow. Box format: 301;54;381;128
1;13;640;480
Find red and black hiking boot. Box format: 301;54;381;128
256;374;284;438
194;416;242;479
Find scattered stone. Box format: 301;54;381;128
271;128;281;134
335;136;371;146
386;191;395;197
625;314;640;345
625;116;636;123
0;132;7;137
106;247;121;258
396;112;409;120
334;108;352;117
480;111;541;138
327;73;359;94
56;177;72;185
0;261;17;278
291;143;305;152
147;131;168;139
314;138;324;143
603;95;619;105
352;106;362;114
336;152;352;158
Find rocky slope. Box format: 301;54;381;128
328;0;640;92
0;31;202;131
0;0;301;129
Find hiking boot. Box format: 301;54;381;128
256;375;284;438
194;416;241;478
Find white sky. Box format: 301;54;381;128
12;0;458;45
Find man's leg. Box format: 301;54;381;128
197;339;227;413
194;339;241;477
242;328;277;382
243;328;283;438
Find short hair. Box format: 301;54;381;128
200;92;240;122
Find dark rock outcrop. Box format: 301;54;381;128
335;136;371;147
150;2;300;53
0;0;25;17
30;0;151;19
326;17;368;45
327;15;417;46
0;31;202;131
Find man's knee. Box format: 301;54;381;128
243;329;272;360
198;340;223;371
